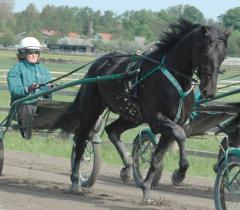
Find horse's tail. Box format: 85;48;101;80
51;55;113;133
51;69;95;133
51;89;83;133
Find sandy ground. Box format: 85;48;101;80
0;150;216;210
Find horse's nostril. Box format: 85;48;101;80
203;90;207;97
204;90;215;99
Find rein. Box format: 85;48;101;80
38;54;136;88
38;52;198;89
38;59;96;88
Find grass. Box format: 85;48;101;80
4;132;72;158
0;90;10;107
2;130;220;177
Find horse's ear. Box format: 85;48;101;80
200;26;209;37
225;25;234;38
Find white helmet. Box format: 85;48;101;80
18;37;41;50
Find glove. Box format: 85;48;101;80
27;83;39;93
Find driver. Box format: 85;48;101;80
7;37;52;139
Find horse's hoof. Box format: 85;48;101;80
120;166;132;182
69;183;81;193
141;197;156;205
171;169;186;186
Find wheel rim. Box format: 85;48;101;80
0;140;3;176
134;138;155;181
79;141;95;182
217;162;240;210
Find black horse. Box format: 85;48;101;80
53;19;232;201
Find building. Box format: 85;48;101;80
47;44;94;53
41;30;59;37
96;33;113;40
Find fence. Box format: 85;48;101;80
1;56;240;84
0;69;85;84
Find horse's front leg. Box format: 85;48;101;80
141;135;174;203
171;127;189;185
142;113;189;201
70;134;87;192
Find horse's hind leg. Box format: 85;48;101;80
71;115;104;192
71;134;88;192
105;117;141;182
70;94;105;192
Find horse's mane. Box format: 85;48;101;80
157;19;201;53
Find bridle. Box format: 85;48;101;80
193;38;226;78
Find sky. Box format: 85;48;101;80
14;0;240;20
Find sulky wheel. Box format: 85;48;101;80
0;139;4;176
71;140;101;187
132;132;163;188
214;155;240;210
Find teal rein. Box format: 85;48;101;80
132;56;194;123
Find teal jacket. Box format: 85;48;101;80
7;60;52;102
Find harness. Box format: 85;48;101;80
39;53;195;123
159;57;194;122
129;55;194;123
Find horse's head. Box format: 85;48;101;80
195;25;233;99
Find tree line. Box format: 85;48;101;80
0;0;240;55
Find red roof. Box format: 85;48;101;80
41;30;59;36
68;32;80;39
98;33;113;40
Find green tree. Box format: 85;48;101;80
40;5;79;33
75;7;95;35
97;10;120;33
227;30;240;56
56;6;79;33
14;3;40;34
165;5;183;22
40;5;59;31
0;30;16;46
219;7;240;31
182;5;205;23
0;0;15;30
121;10;160;40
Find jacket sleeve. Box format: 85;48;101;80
44;67;52;82
7;66;28;100
39;65;52;91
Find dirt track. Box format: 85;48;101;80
0;150;216;210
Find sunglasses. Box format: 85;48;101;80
25;49;40;55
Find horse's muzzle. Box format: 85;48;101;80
200;85;217;99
